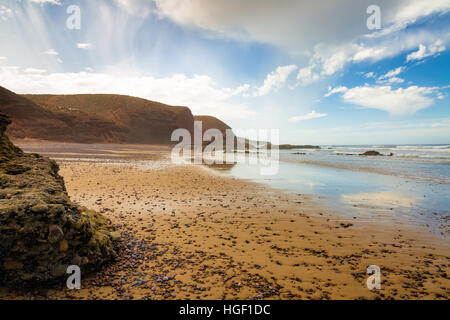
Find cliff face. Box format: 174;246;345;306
0;86;195;144
194;115;236;150
0;114;117;286
194;115;232;135
21;92;195;144
0;86;76;142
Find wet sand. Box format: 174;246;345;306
1;153;449;300
13;140;171;160
285;159;450;185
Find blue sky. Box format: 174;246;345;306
0;0;449;145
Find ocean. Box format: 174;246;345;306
282;144;450;183
210;145;450;237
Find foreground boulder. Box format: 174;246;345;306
0;113;117;286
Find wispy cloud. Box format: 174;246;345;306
379;67;405;80
290;110;328;122
406;40;446;62
1;0;449;144
255;65;297;96
30;0;62;5
43;48;59;56
327;85;438;115
297;66;319;86
24;67;47;74
77;43;93;50
366;0;450;39
114;0;155;17
297;31;449;86
0;5;16;20
151;0;450;52
0;65;253;122
325;86;348;97
377;66;406;84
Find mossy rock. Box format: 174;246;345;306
0;113;119;287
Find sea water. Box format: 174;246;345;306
212;145;450;237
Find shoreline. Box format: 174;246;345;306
13;140;450;184
282;158;450;185
1;158;448;300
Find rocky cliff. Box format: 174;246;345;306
22;91;195;144
0;86;243;146
0;86;195;144
194;115;232;135
194;115;236;150
0;114;118;286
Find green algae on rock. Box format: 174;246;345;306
0;113;118;286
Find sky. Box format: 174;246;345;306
0;0;449;145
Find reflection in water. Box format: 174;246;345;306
199;152;271;173
184;153;238;172
204;161;237;172
341;191;419;209
216;157;449;236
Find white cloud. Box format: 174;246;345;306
330;85;437;115
379;67;405;80
77;43;92;50
0;66;253;122
4;0;448;94
24;68;47;74
256;65;297;96
0;5;15;20
368;0;450;38
30;0;62;5
376;67;406;84
114;0;154;17
325;86;348;97
148;0;450;92
406;40;446;62
233;83;251;96
385;77;404;84
43;49;59;56
364;72;375;78
150;0;450;52
0;56;7;60
289;110;328;122
393;0;450;22
297;29;449;85
296;66;319;86
407;44;428;62
351;44;388;62
297;44;388;85
296;43;368;86
322;51;350;75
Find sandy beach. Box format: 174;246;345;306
2;1;450;307
1;144;448;300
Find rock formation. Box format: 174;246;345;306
194;115;237;150
0;113;118;286
21;91;195;144
361;150;383;156
194;115;233;135
0;86;195;144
